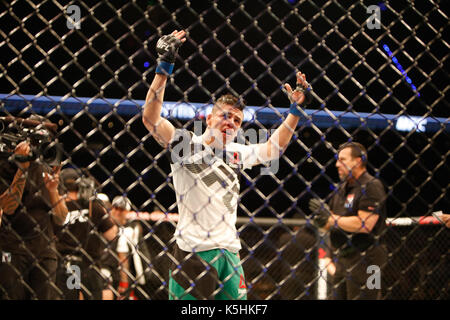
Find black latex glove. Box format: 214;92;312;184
309;198;331;228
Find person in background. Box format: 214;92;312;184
95;192;118;300
0;116;68;300
309;142;388;300
109;196;152;300
54;168;117;300
275;213;318;299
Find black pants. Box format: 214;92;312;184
332;244;388;300
276;227;318;300
170;244;221;300
54;256;105;300
0;252;57;300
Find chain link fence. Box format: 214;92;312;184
0;0;448;300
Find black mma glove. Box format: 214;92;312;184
288;80;312;117
155;34;183;75
308;198;331;228
295;82;313;105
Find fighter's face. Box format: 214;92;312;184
206;103;243;145
336;147;360;181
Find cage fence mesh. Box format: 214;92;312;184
0;0;449;300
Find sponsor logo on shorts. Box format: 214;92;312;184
239;274;246;289
238;274;247;295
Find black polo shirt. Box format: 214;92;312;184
328;171;386;251
54;198;115;262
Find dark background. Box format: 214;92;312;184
1;0;448;117
1;0;448;217
0;0;448;299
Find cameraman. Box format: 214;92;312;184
0;118;68;300
54;168;117;300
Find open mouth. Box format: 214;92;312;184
221;128;233;136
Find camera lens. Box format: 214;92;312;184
41;142;55;161
39;142;62;165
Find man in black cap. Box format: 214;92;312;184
107;196;155;300
54;168;117;300
309;142;388;300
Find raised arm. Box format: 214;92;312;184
44;165;69;226
257;71;312;162
0;141;30;215
142;30;186;147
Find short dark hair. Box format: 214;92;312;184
214;94;246;111
59;168;80;192
112;196;132;211
338;142;368;167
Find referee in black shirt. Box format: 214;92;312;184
309;142;388;300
